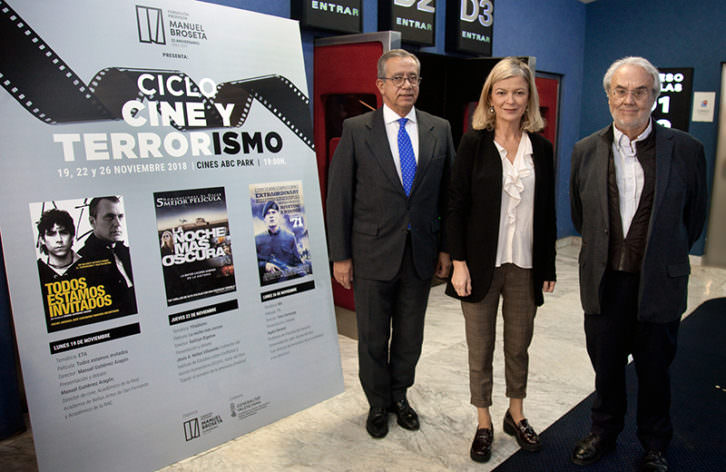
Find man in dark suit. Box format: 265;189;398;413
570;57;707;472
326;49;454;439
79;196;137;316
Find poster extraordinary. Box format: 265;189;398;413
0;1;342;472
251;181;313;286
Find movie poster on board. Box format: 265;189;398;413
154;187;236;305
250;181;313;286
29;196;138;333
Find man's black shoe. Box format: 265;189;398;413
392;399;420;430
470;425;493;463
571;432;615;465
366;407;388;438
641;450;668;472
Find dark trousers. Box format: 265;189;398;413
353;239;432;409
585;270;679;452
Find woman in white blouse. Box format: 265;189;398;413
446;57;557;463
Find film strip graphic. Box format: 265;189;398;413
223;76;312;148
0;1;313;149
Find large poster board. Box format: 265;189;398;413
0;1;343;471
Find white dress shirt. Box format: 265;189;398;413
111;243;134;288
612;119;652;236
494;133;535;269
383;104;419;185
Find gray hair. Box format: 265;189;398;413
603;56;661;99
377;49;420;78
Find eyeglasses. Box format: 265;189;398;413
609;87;650;101
379;74;422;87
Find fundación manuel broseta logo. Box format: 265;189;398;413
136;5;166;45
136;5;210;47
183;417;200;441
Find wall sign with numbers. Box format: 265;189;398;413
652;68;693;132
379;0;436;46
445;0;494;56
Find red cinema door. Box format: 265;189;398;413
535;75;560;155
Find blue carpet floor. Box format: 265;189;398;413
493;297;726;472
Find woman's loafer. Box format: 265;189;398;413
503;410;542;452
470;425;493;463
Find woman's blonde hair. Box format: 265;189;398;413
471;57;544;132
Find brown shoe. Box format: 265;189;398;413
470;425;493;463
503;409;541;452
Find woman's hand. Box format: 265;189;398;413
451;260;472;297
542;281;556;293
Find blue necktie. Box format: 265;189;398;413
397;117;416;197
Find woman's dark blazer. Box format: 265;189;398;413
445;129;556;306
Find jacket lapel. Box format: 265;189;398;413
595;126;611;224
484;130;503;199
530;133;545;201
365;108;404;193
410;110;436;197
652;124;673;217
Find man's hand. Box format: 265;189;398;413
333;259;354;289
542;281;556;293
435;252;452;278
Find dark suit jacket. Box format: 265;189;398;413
570;123;707;322
326;107;455;281
445;129;557;305
78;234;137;316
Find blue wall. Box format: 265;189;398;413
204;0;588;240
581;0;726;254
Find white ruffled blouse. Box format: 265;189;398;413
493;133;535;269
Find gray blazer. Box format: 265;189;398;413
326;107;455;281
570;123;707;322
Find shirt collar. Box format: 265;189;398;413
383;104;416;125
493;133;533;164
613;118;652;150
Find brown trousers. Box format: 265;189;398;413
461;263;536;407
